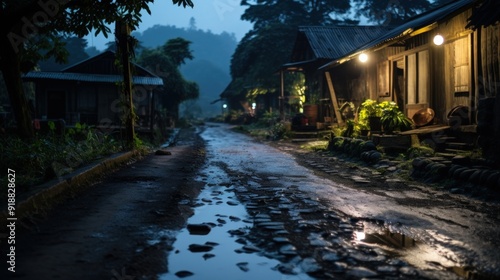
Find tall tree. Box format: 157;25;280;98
39;36;90;71
162;37;194;67
231;23;298;91
0;0;194;138
138;39;198;120
188;17;197;30
229;0;351;108
241;0;351;28
351;0;432;26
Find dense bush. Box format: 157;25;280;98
0;123;123;194
268;122;290;140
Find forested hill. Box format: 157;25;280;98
133;25;237;117
133;25;237;74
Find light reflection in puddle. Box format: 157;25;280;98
355;227;485;279
159;166;312;280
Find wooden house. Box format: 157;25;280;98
320;0;500;128
319;0;499;159
283;25;392;125
23;51;163;132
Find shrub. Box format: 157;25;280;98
379;101;413;133
0;124;123;195
268;122;290;140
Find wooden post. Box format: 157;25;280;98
149;90;154;133
116;21;135;148
324;71;343;125
280;70;285;121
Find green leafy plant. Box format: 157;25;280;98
0;127;123;197
358;99;383;132
48;121;56;132
342;119;355;137
268;122;290;140
379;101;413;133
256;110;279;127
360;99;382;118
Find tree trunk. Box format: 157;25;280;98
0;38;34;139
116;21;135;148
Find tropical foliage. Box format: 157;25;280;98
379;101;414;133
352;0;433;25
0;123;123;194
358;99;382;131
356;99;413;134
137;38;199;120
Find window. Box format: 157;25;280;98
453;37;469;93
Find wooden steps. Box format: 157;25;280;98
291;126;330;142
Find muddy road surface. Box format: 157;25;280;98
2;123;500;279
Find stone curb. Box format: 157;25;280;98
1;150;142;223
326;136;500;191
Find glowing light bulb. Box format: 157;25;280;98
433;34;444;45
359;53;368;63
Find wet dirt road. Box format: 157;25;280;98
175;123;499;280
2;123;500;279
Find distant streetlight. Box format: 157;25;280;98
359;53;368;63
222;103;227;116
433;34;444;46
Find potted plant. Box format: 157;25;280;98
378;101;413;133
303;92;320;125
359;99;382;132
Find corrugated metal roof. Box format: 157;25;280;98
298;26;394;60
321;0;475;69
23;72;164;86
466;0;500;29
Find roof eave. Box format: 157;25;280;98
319;22;438;71
23;72;164;86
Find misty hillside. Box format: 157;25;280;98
133;25;237;117
180;59;229;117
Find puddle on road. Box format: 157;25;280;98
158;165;312;280
355;223;492;280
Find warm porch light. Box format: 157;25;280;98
359;53;368;63
433;34;444;45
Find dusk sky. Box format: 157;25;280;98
85;0;253;50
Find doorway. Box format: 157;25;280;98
392;58;405;110
47;90;66;119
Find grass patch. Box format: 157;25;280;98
230;121;293;141
300;140;329;151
